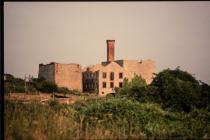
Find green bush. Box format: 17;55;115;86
57;87;70;94
118;74;146;97
75;98;210;139
130;74;147;87
4;74;73;94
27;85;37;93
4;74;26;93
4;83;15;93
48;99;59;106
4;81;25;93
5;98;210;139
39;81;58;93
197;82;210;111
115;67;210;113
151;68;200;112
69;89;82;95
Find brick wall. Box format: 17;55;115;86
55;63;82;91
38;63;82;91
38;63;55;82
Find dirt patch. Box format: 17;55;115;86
5;93;75;104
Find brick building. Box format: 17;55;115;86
38;62;83;91
82;40;155;96
38;40;155;96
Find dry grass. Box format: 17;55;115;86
4;95;210;139
5;93;52;101
4;93;96;105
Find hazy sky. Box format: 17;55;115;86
4;2;210;84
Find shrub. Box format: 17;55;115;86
75;98;210;139
39;81;58;93
69;89;82;95
197;82;210;111
4;83;15;94
116;67;210;113
57;87;70;94
151;68;200;112
5;98;210;139
4;74;26;93
130;74;147;87
118;74;146;97
48;99;59;108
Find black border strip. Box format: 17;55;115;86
1;1;4;140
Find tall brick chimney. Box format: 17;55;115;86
106;40;115;62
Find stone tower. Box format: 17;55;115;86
38;62;82;91
107;40;115;62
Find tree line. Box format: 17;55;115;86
4;67;210;112
112;67;210;112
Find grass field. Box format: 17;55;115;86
4;94;210;139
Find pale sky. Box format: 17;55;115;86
4;2;210;84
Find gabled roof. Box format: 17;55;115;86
101;61;124;71
101;61;123;68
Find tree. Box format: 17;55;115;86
151;68;200;112
118;75;147;99
130;74;147;88
4;74;25;93
197;82;210;111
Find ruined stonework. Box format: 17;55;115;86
38;63;55;82
82;40;156;96
38;39;155;96
38;62;82;91
83;59;155;96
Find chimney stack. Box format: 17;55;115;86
106;40;115;62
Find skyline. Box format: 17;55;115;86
4;2;210;84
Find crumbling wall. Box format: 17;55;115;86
122;60;156;84
38;63;55;82
137;59;156;84
55;63;82;91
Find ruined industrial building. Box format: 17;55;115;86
38;40;156;96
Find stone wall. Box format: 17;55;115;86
38;63;82;91
137;59;156;84
122;60;156;84
55;63;82;91
38;63;55;82
83;59;156;96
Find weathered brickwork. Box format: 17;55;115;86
83;59;155;96
54;63;82;91
82;40;156;96
107;40;115;62
39;40;155;96
115;59;155;84
38;62;82;91
38;63;55;82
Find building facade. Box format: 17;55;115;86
38;40;155;96
82;40;156;96
38;62;83;91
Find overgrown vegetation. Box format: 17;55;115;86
4;74;26;93
4;74;81;95
116;68;210;112
5;98;210;139
4;67;210;139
